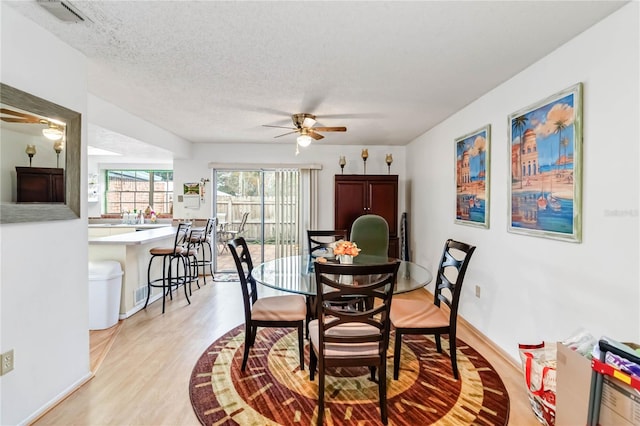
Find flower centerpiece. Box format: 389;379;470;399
331;240;361;264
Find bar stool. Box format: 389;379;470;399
144;222;192;314
191;218;216;284
186;226;206;289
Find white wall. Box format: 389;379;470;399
406;3;639;361
1;5;90;425
173;143;408;229
86;94;190;218
88;95;191;160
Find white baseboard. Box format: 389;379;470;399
120;292;163;319
457;314;521;370
20;372;93;426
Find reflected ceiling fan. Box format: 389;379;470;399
1;108;65;140
263;113;346;153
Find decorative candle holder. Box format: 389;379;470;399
385;154;393;174
25;144;36;167
339;156;346;174
53;140;64;168
361;149;369;174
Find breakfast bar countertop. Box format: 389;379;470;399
88;223;171;229
89;226;176;246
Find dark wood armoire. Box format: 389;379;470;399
16;167;65;203
334;174;398;257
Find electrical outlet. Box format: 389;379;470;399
1;350;14;376
475;285;481;298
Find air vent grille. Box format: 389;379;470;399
37;0;91;23
134;287;148;305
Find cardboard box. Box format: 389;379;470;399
555;342;592;426
598;375;640;425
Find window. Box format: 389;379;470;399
105;170;173;215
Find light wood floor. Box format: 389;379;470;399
34;280;539;426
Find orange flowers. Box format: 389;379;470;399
332;240;361;257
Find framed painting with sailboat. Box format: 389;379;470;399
455;124;490;228
508;83;583;242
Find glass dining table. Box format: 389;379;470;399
251;253;433;296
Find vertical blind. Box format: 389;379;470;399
274;168;299;258
273;167;319;257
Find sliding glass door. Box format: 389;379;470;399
213;168;300;273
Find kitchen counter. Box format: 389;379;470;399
89;223;171;229
89;227;177;318
89;226;176;245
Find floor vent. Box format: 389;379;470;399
134;286;148;305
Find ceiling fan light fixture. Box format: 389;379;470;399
301;116;316;128
297;134;312;147
42;126;63;140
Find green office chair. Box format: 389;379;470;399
350;214;389;257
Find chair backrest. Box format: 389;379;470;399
434;239;476;320
307;229;349;256
227;237;257;324
237;211;250;233
204;217;217;238
350;214;389;257
173;222;192;255
187;227;206;251
314;260;400;355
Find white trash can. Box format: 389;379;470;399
88;261;123;330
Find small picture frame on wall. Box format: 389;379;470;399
508;82;583;242
455;125;490;228
183;182;200;195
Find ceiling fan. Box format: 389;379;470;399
263;113;347;152
1;108;65;140
0;108;45;124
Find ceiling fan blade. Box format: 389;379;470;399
312;126;347;132
263;125;296;130
273;130;300;138
308;130;324;140
1;117;29;123
0;108;42;123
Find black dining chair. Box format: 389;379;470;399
228;237;307;371
390;239;476;380
309;260;400;425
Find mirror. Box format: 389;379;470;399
0;83;80;223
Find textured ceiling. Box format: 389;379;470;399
6;1;627;155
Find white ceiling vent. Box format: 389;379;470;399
37;0;91;23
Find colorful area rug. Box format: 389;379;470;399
189;326;510;425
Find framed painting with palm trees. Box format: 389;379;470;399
455;124;490;228
508;83;583;242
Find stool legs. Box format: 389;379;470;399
198;240;214;284
145;253;191;314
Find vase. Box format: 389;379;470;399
339;255;353;264
338;255;354;284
